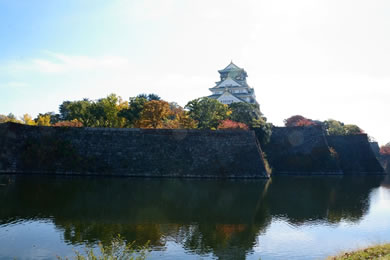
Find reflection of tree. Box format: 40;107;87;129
0;175;383;259
181;223;270;260
263;176;383;225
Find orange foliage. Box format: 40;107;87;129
380;146;390;155
139;100;171;129
53;120;83;127
295;119;317;126
284;115;316;127
217;119;249;130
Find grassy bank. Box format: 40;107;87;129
328;244;390;260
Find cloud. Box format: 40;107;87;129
3;52;132;75
2;82;29;88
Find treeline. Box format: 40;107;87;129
0;93;273;146
1;94;388;150
284;115;363;135
284;115;390;155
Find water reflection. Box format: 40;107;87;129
0;175;385;259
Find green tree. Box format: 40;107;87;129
251;116;273;147
59;94;127;127
228;102;272;147
344;124;363;135
185;98;230;129
59;99;93;126
323;119;345;135
88;94;127;127
228;102;261;126
118;95;148;127
323;119;363;136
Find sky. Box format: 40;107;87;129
1;0;389;144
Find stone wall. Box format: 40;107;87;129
0;123;268;178
265;126;384;175
326;135;384;174
370;142;381;157
265;126;342;175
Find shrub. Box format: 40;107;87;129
380;146;390;155
217;119;249;130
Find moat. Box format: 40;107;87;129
0;175;390;260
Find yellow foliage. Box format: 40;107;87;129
176;112;198;129
21;114;36;125
36;114;51;126
139;100;171;129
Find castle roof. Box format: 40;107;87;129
218;61;242;73
213;77;242;88
209;91;247;103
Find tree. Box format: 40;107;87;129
380;146;390;155
59;94;127;128
218;119;248;130
35;114;51;126
228;102;261;126
284;115;316;127
185;98;230;129
0;113;22;124
323;119;364;136
118;96;148;127
88;94;127;128
251;116;273;147
344;124;363;135
59;99;93;126
175;111;198;129
323;119;345;135
35;112;60;125
139;100;171;128
137;93;161;101
21;114;36;125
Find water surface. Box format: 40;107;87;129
0;175;389;259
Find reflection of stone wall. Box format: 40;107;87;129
0;177;270;260
0;175;382;259
262;176;382;224
327;135;384;174
380;155;390;174
265;126;342;174
0;123;268;178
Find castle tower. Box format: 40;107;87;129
208;62;258;105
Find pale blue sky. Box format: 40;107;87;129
1;0;390;144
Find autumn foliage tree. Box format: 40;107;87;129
380;144;390;155
0;113;22;124
217;119;248;130
138;100;171;128
35;114;51;126
284;115;316;127
21;114;36;125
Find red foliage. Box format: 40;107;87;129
295;119;317;126
218;119;249;130
53;120;83;127
380;146;390;155
284;115;316;127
